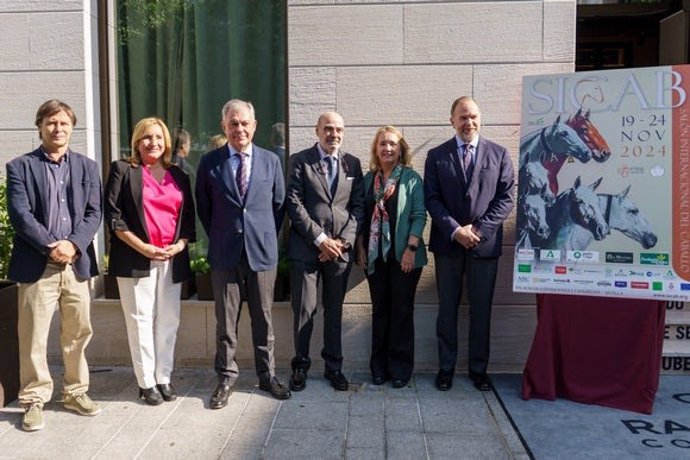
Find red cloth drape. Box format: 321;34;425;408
521;294;665;414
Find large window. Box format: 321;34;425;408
116;0;286;163
115;0;286;253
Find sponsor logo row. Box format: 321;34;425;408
518;264;677;279
516;249;669;265
515;274;690;292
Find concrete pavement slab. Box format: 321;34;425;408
420;399;499;434
347;415;385;449
273;401;347;431
219;441;263;460
426;432;512;459
345;446;385;460
385;402;424;432
0;369;527;459
264;428;345;459
386;430;428;458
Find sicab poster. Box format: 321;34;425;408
513;64;690;301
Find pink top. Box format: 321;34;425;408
142;167;182;247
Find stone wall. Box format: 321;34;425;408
0;0;101;167
286;0;577;371
4;0;578;373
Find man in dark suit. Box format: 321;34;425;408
196;99;290;408
286;112;365;391
6;99;103;431
424;96;514;392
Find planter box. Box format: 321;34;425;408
274;274;290;302
195;273;213;300
103;273;119;299
0;281;19;407
180;277;196;300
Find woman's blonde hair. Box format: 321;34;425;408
128;117;173;168
368;125;412;171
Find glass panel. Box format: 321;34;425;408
117;0;285;159
116;0;286;254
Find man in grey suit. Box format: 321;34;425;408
196;99;291;407
286;112;365;391
7;99;103;431
424;96;514;392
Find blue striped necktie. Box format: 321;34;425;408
236;152;248;199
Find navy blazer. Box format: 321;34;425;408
104;160;196;283
424;136;514;258
195;144;285;272
6;148;102;283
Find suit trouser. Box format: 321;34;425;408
289;258;351;372
212;254;276;385
367;257;421;382
434;253;498;375
117;260;181;389
17;263;92;406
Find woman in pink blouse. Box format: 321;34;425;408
104;118;196;405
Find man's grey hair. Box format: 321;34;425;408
221;99;255;120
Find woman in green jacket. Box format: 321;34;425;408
356;126;428;388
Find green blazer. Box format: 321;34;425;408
363;166;428;269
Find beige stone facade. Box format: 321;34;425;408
0;1;578;372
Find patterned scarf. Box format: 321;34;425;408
367;165;403;274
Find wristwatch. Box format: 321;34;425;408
407;244;418;252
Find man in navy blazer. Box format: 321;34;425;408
6;100;103;431
196;99;290;407
424;96;514;392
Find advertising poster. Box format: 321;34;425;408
513;65;690;301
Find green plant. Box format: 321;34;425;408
0;179;15;280
190;256;210;274
277;248;290;277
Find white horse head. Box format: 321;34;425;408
522;194;551;240
570;176;609;241
606;186;657;249
520;160;556;204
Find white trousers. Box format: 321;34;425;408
117;260;181;389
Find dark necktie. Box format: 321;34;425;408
236;152;248;199
463;144;473;180
326;156;337;195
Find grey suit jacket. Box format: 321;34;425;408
6;148;102;283
286;144;365;263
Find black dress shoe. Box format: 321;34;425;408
259;376;292;400
157;383;177;402
209;383;232;409
392;379;408;389
139;386;164;405
372;376;386;385
435;370;453;391
324;370;349;391
472;374;492;392
289;368;307;392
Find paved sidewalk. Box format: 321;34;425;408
0;367;528;459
